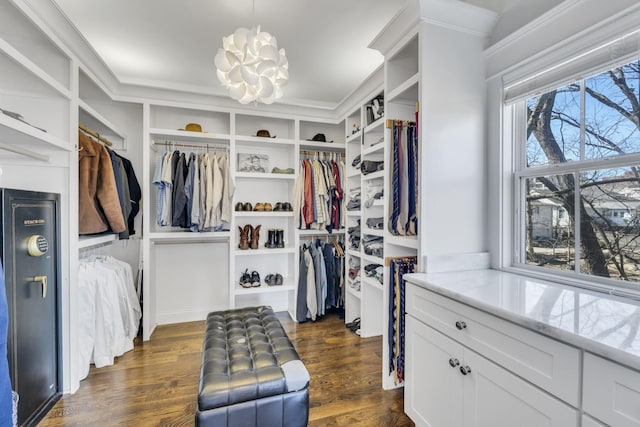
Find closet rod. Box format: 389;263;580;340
300;150;345;157
79;124;113;147
385;119;417;129
153;141;229;151
384;255;418;267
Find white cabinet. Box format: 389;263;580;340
405;282;580;427
405;315;464;427
583;353;640;427
582;415;607;427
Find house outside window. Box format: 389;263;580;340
516;59;640;287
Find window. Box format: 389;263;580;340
517;59;640;287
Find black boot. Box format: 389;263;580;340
265;229;276;248
276;229;285;248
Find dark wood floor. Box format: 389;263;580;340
40;312;414;426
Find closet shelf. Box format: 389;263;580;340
235;135;296;146
234;247;296;256
79;101;127;148
362;276;383;291
0;114;71;156
78;234;117;249
148;231;230;243
0;38;72;99
371;199;384;207
386;234;419;249
234;283;295;295
234;172;296;181
149;128;231;144
347;169;360;178
346;249;361;258
298;141;346;152
346;285;361;298
346;210;362;216
297;228;346;236
362;143;384;156
363;228;383;237
364;117;385;134
361;253;384;264
346;130;362;143
387;72;419;103
362;170;385;181
235;211;293;218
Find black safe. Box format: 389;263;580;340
0;189;61;426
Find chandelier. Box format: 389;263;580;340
214;26;289;105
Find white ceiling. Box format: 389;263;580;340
51;0;531;109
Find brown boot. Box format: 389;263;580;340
238;224;251;250
250;225;261;249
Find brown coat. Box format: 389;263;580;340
78;131;126;234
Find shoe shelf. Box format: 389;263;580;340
346;210;362;217
233;247;296;256
346;248;361;257
235;211;293;218
234;283;295;295
78;234;118;249
347;169;361;179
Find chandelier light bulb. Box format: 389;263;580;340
215;26;289;104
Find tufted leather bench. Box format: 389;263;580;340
196;306;310;427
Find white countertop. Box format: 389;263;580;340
404;269;640;370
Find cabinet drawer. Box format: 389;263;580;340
582;415;606;427
406;283;580;406
583;353;640;427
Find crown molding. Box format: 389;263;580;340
485;0;640;81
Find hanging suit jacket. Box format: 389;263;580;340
78;131;126;234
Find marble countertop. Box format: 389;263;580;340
404;269;640;370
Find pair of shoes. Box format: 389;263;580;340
235;202;253;211
253;202;273;211
346;317;360;332
264;273;283;286
239;269;261;288
273;202;292;211
265;229;285;248
238;224;261;250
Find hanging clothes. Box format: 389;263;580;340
154;149;234;232
293;154;345;231
77;256;141;380
388;256;417;385
296;238;345;322
388;121;419;236
78;131;126;235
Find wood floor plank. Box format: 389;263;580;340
39;312;414;426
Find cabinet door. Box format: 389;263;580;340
405;315;464;427
462;349;578;427
583;353;640;427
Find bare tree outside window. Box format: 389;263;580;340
524;60;640;283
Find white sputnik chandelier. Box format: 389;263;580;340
214;25;289;105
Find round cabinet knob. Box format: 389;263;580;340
455;320;467;330
448;358;460;368
460;365;472;376
27;235;48;257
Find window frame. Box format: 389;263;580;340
509;72;640;297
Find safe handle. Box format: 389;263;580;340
26;275;47;299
